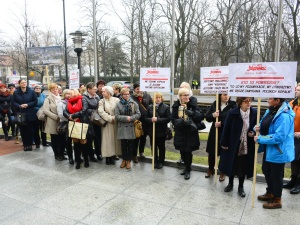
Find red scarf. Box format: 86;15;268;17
67;96;83;122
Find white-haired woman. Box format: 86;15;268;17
98;85;121;165
171;87;204;180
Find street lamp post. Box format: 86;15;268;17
70;30;87;84
62;0;69;88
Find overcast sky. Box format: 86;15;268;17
0;0;95;41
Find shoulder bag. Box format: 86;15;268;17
57;121;68;134
68;121;89;140
90;99;107;127
13;109;27;126
134;120;144;138
165;127;173;140
37;98;49;121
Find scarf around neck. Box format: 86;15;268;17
120;97;132;116
238;108;250;156
67;95;83;114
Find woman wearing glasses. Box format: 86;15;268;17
219;97;257;197
171;88;204;180
115;88;141;169
11;79;38;151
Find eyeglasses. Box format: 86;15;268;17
8;87;14;89
180;94;189;97
35;88;41;89
122;93;130;96
242;100;252;103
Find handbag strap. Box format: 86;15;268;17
80;122;84;139
70;121;76;136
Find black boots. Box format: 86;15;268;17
224;184;233;192
290;178;300;194
283;175;297;189
238;187;246;197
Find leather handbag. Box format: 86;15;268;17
134;120;144;138
57;121;68;134
13;111;27;125
68;121;89;140
165;127;173;140
90;110;107;127
36;107;46;121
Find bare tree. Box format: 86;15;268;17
160;0;200;84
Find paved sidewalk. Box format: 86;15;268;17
0;135;22;156
0;146;299;225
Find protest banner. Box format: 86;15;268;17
228;62;297;98
228;61;297;208
200;66;229;94
140;68;171;171
69;69;79;89
200;66;229;182
140;68;170;93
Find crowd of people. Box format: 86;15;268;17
0;79;299;210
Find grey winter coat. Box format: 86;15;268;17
57;100;68;122
115;98;141;140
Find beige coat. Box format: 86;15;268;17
98;97;121;157
43;94;59;135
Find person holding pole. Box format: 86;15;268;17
115;88;141;170
219;97;256;197
171;88;204;180
283;85;300;194
255;98;295;209
205;94;236;180
145;92;171;169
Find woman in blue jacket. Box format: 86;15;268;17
34;85;48;147
255;98;295;209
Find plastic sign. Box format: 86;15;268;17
140;68;170;93
200;66;228;94
69;69;79;89
228;62;297;98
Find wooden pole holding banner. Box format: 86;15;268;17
45;65;50;88
152;93;156;171
214;94;219;183
252;98;261;208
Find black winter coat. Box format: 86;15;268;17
11;87;37;121
171;99;204;152
219;106;257;178
131;92;152;120
205;100;236;155
0;93;13;117
145;102;171;138
131;92;153;134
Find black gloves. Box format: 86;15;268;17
185;109;194;117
